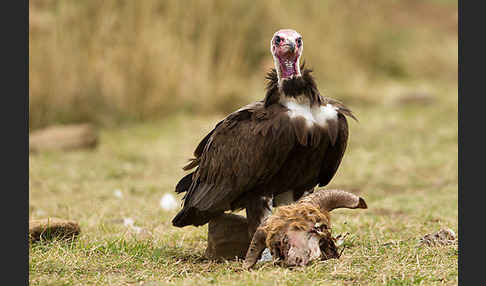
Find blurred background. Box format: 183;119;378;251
29;0;457;131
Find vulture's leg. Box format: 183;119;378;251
292;187;315;203
273;188;315;207
205;213;251;260
273;190;294;207
246;195;272;239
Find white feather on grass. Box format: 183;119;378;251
123;217;134;227
160;193;178;211
113;189;123;198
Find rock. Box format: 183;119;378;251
205;213;251;260
29;123;98;153
29;217;80;242
419;228;457;246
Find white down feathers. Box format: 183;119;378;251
281;96;338;128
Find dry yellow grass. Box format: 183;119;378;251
29;0;457;130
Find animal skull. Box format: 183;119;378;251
243;189;367;269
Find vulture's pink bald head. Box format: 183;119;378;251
270;29;303;82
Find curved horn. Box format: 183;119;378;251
301;189;367;212
243;228;267;269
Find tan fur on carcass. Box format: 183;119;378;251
262;202;330;248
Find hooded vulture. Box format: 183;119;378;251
172;29;356;238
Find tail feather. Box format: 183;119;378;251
172;207;195;227
173;172;225;228
175;172;194;194
172;207;223;227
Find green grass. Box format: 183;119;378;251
29;82;458;285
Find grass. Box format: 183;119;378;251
29;79;458;285
28;0;457;130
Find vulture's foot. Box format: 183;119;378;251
205;213;251;260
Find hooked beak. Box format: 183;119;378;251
284;42;296;54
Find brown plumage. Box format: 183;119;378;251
172;29;357;239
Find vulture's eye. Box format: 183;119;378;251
275;36;282;45
296;38;302;47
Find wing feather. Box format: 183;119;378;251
182;102;295;212
318;113;350;187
